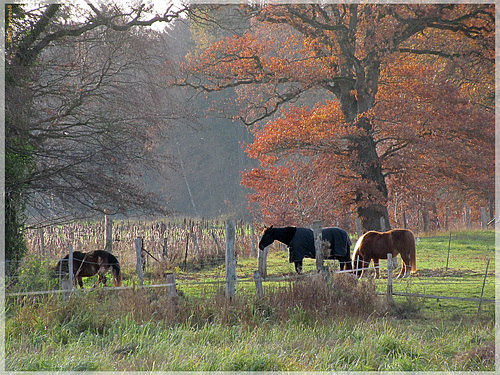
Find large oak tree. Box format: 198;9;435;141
182;4;494;230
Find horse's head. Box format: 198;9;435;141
259;225;275;250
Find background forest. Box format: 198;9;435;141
5;3;494;271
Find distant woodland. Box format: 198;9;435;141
6;3;493;232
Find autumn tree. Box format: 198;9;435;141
5;3;188;272
182;4;494;230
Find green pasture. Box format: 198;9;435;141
5;229;496;371
11;229;495;317
6;309;495;371
166;230;496;318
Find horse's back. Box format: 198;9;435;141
322;227;351;256
90;250;119;264
388;229;415;247
354;230;394;258
61;251;86;261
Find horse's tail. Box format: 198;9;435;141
408;231;417;273
352;234;365;275
352;233;364;257
112;263;122;287
107;253;122;287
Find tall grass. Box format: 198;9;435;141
8;227;496;371
6;273;495;371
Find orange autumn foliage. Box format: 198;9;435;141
184;4;494;229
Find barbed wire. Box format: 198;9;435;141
6;262;495;302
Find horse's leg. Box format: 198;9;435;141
346;253;353;271
295;261;303;274
344;244;352;271
77;276;84;288
393;255;403;278
398;251;411;278
339;259;346;271
396;262;406;278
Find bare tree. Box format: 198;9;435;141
6;3;192;228
4;2;193;273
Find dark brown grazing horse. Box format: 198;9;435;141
54;250;122;288
352;229;416;279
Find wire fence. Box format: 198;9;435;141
6;219;496;311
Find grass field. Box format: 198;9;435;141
5;228;497;371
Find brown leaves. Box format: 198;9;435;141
185;4;493;226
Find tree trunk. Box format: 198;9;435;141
358;203;390;232
422;207;430;233
350;117;390;232
334;53;389;232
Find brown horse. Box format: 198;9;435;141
54;250;122;288
352;229;416;278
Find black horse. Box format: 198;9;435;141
259;226;353;274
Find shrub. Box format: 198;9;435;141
6;256;57;293
261;274;382;323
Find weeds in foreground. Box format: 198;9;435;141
6;274;495;372
7;274;379;337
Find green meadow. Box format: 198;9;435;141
6;229;496;371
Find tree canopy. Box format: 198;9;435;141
182;4;494;230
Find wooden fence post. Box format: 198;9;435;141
387;253;394;304
225;220;236;300
446;232;452;271
254;271;264;299
162;238;168;260
258;246;269;279
192;232;200;257
105;215;113;253
478;258;490;313
166;273;178;298
250;223;257;257
321;266;331;284
135;238;144;286
312;220;323;272
62;245;74;302
61;277;72;302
